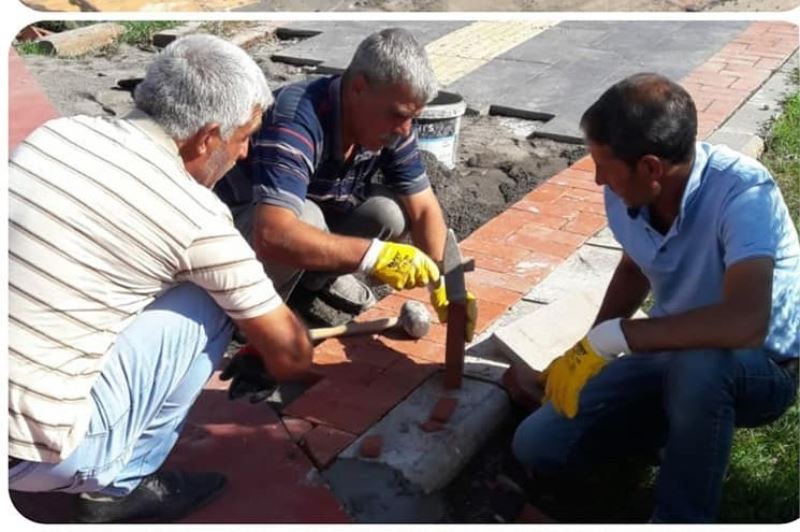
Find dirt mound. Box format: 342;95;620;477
422;126;586;239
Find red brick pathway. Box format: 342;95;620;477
8;48;59;151
7;21;797;524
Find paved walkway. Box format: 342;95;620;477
272;20;751;140
8;20;798;523
7;49;58;151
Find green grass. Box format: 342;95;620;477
13;41;51;56
14;21;180;57
719;400;800;523
717;75;800;524
119;21;180;46
762;79;800;229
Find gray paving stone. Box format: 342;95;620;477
586;227;621;250
524;244;622;305
493;286;608;371
453;21;749;141
271;21;470;70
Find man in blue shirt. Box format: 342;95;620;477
512;72;799;522
217;28;476;338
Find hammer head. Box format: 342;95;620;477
399;300;431;339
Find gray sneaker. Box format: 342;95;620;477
312;274;377;314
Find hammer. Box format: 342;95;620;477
309;300;431;342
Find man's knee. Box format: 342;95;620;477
151;284;230;329
663;349;735;419
512;409;569;475
664;349;735;393
299;200;328;231
136;284;233;369
364;195;407;240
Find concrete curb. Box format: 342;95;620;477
323;373;510;522
707;51;799;159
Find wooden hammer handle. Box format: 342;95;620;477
309;317;400;342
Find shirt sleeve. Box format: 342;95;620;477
178;218;283;320
248;118;319;217
380;131;431;196
719;181;782;267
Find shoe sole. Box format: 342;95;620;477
75;477;227;524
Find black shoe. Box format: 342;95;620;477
75;470;226;523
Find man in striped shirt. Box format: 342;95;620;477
9;35;315;523
216;28;478;340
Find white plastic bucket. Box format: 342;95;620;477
413;91;467;170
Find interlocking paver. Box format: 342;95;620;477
302;425;357;469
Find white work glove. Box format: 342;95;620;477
586;318;631;360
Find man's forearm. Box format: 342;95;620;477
622;302;768;352
255;208;371;273
407;198;447;263
235;306;316;382
593;256;651;326
621;257;773;353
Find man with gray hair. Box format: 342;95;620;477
9;34;315;523
216;28;478;339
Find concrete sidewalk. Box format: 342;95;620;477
7;20;799;524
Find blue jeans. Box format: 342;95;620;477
9;284;234;497
512;348;798;523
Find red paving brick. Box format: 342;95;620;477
359;434;384;459
563;211;608;236
378;336;446;364
419;419;445;433
501;365;545;412
283;378;394;434
281;416;315;443
165;372;349;523
8;49;59;150
301;425;357;469
430;397;459;423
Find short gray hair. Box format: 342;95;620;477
134;34;272;141
344;28;438;103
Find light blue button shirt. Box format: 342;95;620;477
606;142;800;359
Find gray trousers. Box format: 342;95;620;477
231;185;408;300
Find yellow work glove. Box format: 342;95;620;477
358;239;440;290
429;278;478;342
540;318;631;419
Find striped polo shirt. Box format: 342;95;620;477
215;75;430;215
9;111;282;463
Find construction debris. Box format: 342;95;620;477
38;22;124;57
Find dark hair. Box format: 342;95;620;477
580;73;697;166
